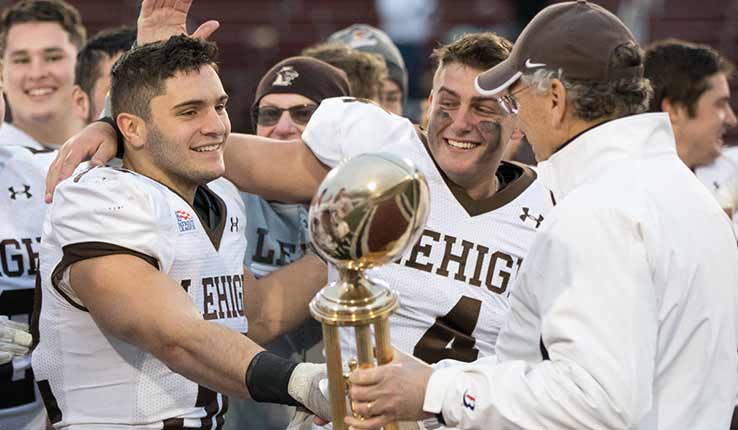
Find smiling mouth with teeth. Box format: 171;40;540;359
193;144;221;152
27;88;54;97
446;139;479;150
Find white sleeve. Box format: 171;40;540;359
48;168;175;272
423;207;656;429
301;96;418;168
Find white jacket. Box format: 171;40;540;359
423;113;738;430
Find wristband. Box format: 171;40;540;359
245;351;301;406
93;117;125;159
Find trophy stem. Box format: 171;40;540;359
322;324;347;430
374;317;393;365
374;317;399;430
355;324;375;368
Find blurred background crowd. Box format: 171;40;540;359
2;0;735;144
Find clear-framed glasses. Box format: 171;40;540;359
496;85;531;115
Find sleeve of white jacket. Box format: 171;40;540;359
423;206;658;429
301;96;417;168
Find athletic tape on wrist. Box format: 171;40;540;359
245;351;301;406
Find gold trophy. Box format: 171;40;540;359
308;153;430;430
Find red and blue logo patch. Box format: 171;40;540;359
175;209;196;232
462;390;476;411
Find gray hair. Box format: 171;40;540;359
520;44;653;121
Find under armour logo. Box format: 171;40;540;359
8;184;31;200
520;207;544;228
230;217;240;232
272;66;299;87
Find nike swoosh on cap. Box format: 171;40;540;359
525;59;546;68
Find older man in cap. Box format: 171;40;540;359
345;2;738;430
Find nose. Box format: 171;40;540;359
28;56;48;80
201;107;228;136
725;104;737;128
270;110;300;140
448;105;474;134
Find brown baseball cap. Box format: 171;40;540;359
475;0;641;95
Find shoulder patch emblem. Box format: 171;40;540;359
175;209;197;233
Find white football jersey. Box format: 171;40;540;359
0;146;54;428
695;146;738;225
302;97;553;364
34;167;248;429
0;123;45;150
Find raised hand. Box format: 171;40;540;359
137;0;219;45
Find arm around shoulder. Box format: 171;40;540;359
223;133;328;203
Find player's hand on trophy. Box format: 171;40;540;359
288;362;332;421
345;352;434;429
137;0;219;46
45;121;118;203
0;316;32;365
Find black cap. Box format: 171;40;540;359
476;0;641;95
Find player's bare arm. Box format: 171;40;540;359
244;254;327;345
45;129;329;203
70;253;260;398
223;133;328;203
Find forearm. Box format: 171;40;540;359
147;315;262;398
223;133;327;202
72;256;261;399
246;255;327;345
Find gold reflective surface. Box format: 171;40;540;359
307;153;430;430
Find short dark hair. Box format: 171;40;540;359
644;39;734;116
75;26;136;97
0;0;86;55
111;35;219;120
302;42;387;100
431;32;512;73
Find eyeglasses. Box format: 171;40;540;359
253;104;318;126
496;85;531;115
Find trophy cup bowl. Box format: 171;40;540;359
308;153;429;430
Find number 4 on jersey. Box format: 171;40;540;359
413;296;482;364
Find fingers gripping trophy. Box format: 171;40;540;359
308;153;429;430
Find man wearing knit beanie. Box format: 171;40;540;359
328;23;407;115
225;56;350;430
251;56;351;139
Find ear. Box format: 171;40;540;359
117;113;147;150
72;85;90;122
549;79;567;129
